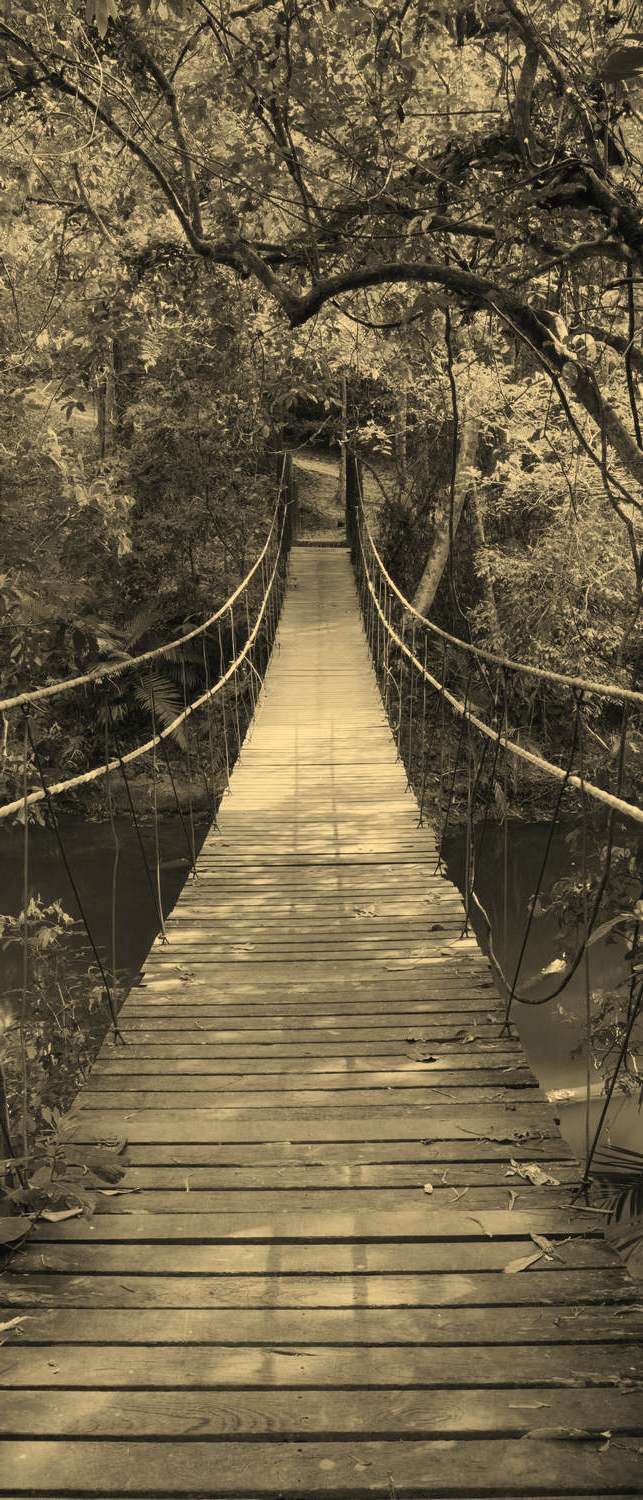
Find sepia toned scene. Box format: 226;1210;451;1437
0;1;642;1495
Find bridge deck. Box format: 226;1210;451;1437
2;547;642;1496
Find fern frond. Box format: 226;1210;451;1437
592;1142;643;1225
133;672;186;749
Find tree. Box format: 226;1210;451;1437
1;1;641;653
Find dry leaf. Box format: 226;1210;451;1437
423;1183;434;1195
0;1315;29;1334
507;1158;560;1186
40;1206;83;1223
530;1232;562;1259
467;1216;493;1238
503;1251;544;1274
0;1216;30;1245
97;1188;138;1197
522;1426;597;1442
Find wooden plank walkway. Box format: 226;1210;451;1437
2;544;642;1497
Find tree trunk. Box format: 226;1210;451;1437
467;485;503;648
395;385;407;479
339;374;347;512
412;413;479;617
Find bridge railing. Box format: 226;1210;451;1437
347;451;642;1192
0;461;298;1175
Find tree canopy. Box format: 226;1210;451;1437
1;0;642;676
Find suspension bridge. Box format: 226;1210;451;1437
0;455;642;1497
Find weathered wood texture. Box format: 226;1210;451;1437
1;547;638;1497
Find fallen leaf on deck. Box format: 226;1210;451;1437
507;1190;517;1211
40;1207;83;1222
467;1216;493;1237
0;1315;30;1334
508;1402;551;1410
522;1426;598;1442
507;1158;560;1186
503;1251;544;1274
530;1232;561;1258
97;1188;138;1197
0;1216;31;1244
453;1030;476;1043
423;1183;434;1195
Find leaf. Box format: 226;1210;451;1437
0;1216;30;1244
598;42;643;81
97;1187;137;1196
40;1207;83;1223
0;1315;30;1333
508;1158;560;1186
522;1426;598;1442
86;0;119;38
587;912;637;948
423;1182;434;1194
530;1232;559;1257
503;1251;544;1274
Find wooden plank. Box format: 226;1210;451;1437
3;1305;642;1344
1;1343;642;1389
95;1040;521;1058
1;1387;642;1441
58;1146;571;1173
85;1065;535;1088
11;1238;613;1275
73;1087;542;1110
58;1106;572;1143
0;1435;642;1495
30;1208;605;1241
51;1185;584;1214
3;1269;632;1309
56;1161;579;1189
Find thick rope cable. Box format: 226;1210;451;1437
356;478;643;707
0;509;287;822
357;521;643;826
0;464;287;714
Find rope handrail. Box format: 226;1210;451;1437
0;461;289;715
354;470;643;707
357;519;643;826
0;506;287;822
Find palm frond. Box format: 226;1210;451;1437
133;672;186;750
124;605;167;648
592;1142;643;1224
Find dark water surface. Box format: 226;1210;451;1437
444;823;642;1171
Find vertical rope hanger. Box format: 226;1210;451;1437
201;636;220;826
22;709;124;1043
148;676;167;943
104;717;120;1027
179;649;198;877
216;618;232;794
20;714;30;1159
106;701;165;933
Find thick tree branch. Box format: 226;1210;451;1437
127;32;204;236
511;41;539;162
241;255;643;489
